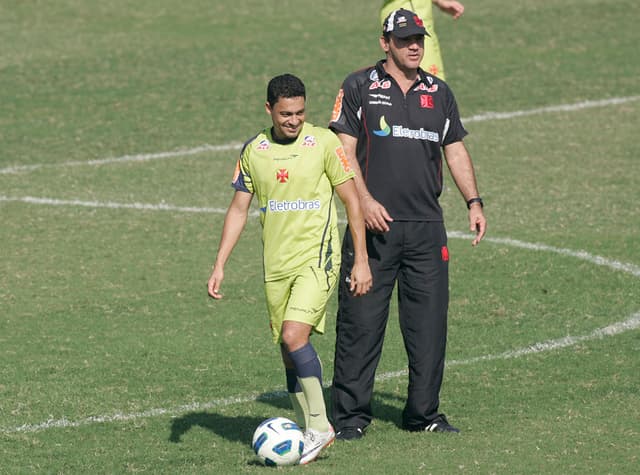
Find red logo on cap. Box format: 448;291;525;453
420;95;434;109
414;15;424;28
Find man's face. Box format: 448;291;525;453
381;34;425;71
266;96;306;140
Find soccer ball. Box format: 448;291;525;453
252;417;304;466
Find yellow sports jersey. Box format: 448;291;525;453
380;0;446;79
232;122;354;282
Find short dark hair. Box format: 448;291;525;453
267;74;306;107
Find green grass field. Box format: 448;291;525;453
1;0;639;473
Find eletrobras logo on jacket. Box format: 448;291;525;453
374;115;439;142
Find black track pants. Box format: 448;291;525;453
331;221;449;431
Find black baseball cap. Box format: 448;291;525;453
382;8;430;38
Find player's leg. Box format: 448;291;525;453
281;265;338;463
280;322;329;432
397;221;457;432
265;276;310;430
331;226;401;437
280;265;337;432
284;363;309;430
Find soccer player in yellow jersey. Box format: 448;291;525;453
380;0;465;79
207;74;371;464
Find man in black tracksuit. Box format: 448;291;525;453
329;8;487;440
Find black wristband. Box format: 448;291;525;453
466;197;483;209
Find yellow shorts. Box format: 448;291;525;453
264;265;338;344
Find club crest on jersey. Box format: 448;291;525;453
301;135;317;147
256;139;270;150
420;95;434;109
276;168;289;183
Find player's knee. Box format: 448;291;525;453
280;324;309;352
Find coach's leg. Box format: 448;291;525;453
331;226;400;433
398;221;449;429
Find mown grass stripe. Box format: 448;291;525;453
1;96;637;175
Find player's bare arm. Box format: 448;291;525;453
208;190;253;299
334;179;373;296
337;132;393;233
443;141;487;246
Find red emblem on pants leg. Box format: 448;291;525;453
441;246;449;262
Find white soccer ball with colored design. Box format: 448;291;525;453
252;417;304;466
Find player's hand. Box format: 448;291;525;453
349;260;373;297
362;195;393;233
435;0;465;19
207;266;224;299
469;206;486;246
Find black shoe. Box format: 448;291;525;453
404;415;460;434
335;427;365;440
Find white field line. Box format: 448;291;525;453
447;231;640;278
1;194;639;280
0;195;260;217
2;312;639;435
462;95;640;123
1;235;639;435
0;143;242;175
376;311;640;382
1;95;638;176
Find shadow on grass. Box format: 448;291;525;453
168;390;292;444
168;388;406;444
169;412;264;443
258;386;407;430
371;391;405;429
254;387;407;430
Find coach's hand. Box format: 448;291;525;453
469;205;487;246
362;195;393;233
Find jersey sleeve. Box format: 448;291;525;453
329;72;364;138
441;85;468;146
231;144;254;193
322;131;355;186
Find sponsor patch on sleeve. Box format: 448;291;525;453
330;89;344;123
335;146;351;173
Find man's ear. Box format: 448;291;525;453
265;101;272;116
379;35;390;53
